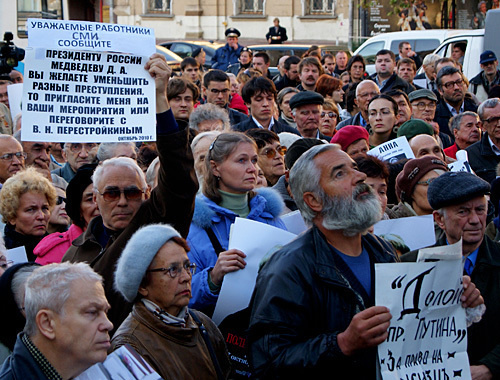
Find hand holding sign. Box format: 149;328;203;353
337;306;392;356
145;54;170;114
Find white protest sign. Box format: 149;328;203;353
376;240;471;380
7;83;23;120
211;218;297;325
374;214;435;253
21;19;156;143
280;210;308;235
448;151;475;174
368;136;415;163
6;246;28;264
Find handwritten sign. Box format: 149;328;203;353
21;19;156;143
375;240;471;380
368;136;415;163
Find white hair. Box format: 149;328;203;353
97;142;137;162
145;156;160;188
92;156;147;191
24;262;103;336
191;130;221;153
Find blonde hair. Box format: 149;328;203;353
0;167;57;223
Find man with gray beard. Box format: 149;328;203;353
248;143;397;379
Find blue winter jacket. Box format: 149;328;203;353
187;188;286;311
211;43;244;71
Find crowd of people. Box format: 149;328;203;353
0;25;498;380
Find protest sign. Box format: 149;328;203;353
6;246;28;265
374;214;435;254
21;19;156;143
376;240;471;380
7;83;23;120
212;218;297;325
280;210;308;235
448;150;475;174
368;136;415;163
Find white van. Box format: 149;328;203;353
353;30;470;75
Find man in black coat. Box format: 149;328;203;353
401;171;500;379
232;76;300;135
434;66;478;138
369;49;413;95
266;18;287;44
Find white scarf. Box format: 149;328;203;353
141;299;189;327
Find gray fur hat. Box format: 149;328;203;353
114;224;182;302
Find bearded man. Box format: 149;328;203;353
248;144;482;379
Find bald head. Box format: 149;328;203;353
409;134;444;160
355;81;380;118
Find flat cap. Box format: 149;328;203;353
288;90;324;110
330;125;369;152
408;89;437;102
427;171;490;210
225;27;241;37
396;156;448;203
397;119;434;141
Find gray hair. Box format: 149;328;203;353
289;144;340;224
97;142;137;162
92;156;147;191
12;265;38;314
277;87;300;107
13;129;21;143
449;111;479;133
422;53;440;67
191;130;221;153
145;157;160;188
24;262;103;336
478;98;500;120
189;103;230;131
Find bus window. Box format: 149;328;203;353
17;0;64;38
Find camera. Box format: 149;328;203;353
0;32;25;75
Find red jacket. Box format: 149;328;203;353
34;224;84;265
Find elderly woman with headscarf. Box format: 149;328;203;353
111;224;231;380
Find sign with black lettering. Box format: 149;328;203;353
375;241;471;380
368;136;415;163
21;19;156;143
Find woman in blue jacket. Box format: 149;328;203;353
187;132;286;315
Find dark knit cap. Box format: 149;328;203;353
396;156;448;202
0;263;40;350
397;119;434;141
192;47;203;58
66;163;97;229
288;91;324;110
330;125;369;152
408;89;438;102
285;138;326;170
427;171;490;210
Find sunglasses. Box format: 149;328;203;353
321;111;338;118
261;146;287;159
56;196;66;205
97;187;144;202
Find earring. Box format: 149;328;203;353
216;176;221;181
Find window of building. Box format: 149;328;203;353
235;0;264;15
305;0;336;15
147;0;171;14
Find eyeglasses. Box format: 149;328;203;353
96;187;144;202
412;102;437;111
483;115;500;125
147;262;196;279
209;88;230;95
261;146;287;159
0;260;13;270
416;177;437;186
441;78;464;90
68;143;97;153
321;111;338;118
0;152;27;161
56;196;66;205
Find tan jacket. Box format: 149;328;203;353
110;302;231;380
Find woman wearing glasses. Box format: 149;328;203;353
319;99;339;138
245;129;286;187
0;167;57;262
187;132;286;317
33;164;100;265
112;223;231;379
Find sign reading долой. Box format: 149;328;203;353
375;240;472;380
21;19;156;143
